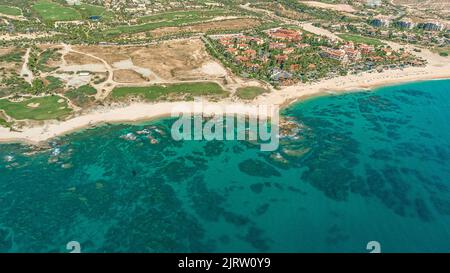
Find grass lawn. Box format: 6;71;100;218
105;17;206;36
138;9;229;23
32;0;81;22
105;9;232;36
38;48;60;72
75;3;114;21
338;34;385;46
111;82;229;101
72;85;97;96
0;95;72;120
45;76;64;91
0;5;22;16
235;87;269;100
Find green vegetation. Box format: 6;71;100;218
104;19;201;36
338;34;385;46
0;74;31;96
0;5;22;16
32;0;81;22
2;74;65;96
0;117;10;128
0;50;24;63
0;95;72;120
66;85;97;107
235;87;269;100
75;3;114;21
70;84;96;96
37;48;60;72
138;9;230;23
111;82;228;101
30;78;45;94
45;76;63;92
105;9;232;36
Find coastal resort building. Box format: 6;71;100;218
359;44;375;55
283;47;295;55
289;64;300;72
319;47;349;63
219;37;233;47
393;19;415;29
226;48;238;55
243;49;257;59
297;43;310;49
381;47;393;56
267;28;302;41
275;54;289;64
307;63;317;70
344;48;361;61
237;43;249;50
417;21;446;32
235;55;250;63
370;16;391;28
270;68;293;82
269;42;287;50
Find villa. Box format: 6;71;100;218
267;28;301;41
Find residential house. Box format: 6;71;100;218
267;28;301;41
382;48;393;56
275;54;288;64
236;55;250;63
270;68;293;81
319;47;349;63
269;42;287;50
417;21;445;32
297;43;310;49
289;64;299;72
359;44;375;55
283;47;295;54
226;48;238;55
249;37;265;45
307;64;317;70
237;43;249;50
344;48;361;61
243;49;257;59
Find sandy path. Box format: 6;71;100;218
298;22;342;41
20;48;33;85
112;59;163;82
300;1;356;13
0;32;56;41
0;13;26;21
61;44;117;100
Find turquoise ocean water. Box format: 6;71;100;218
0;79;449;253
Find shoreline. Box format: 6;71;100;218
1;55;450;145
281;74;450;108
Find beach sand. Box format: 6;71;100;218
0;46;449;144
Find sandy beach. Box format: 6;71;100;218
0;45;449;145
